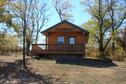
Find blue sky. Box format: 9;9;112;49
42;0;91;30
0;0;91;44
39;0;91;43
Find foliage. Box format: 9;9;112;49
0;32;18;52
82;0;126;59
86;48;99;58
0;0;20;33
0;0;12;26
107;47;125;61
83;19;111;48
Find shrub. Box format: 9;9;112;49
107;47;125;61
86;48;99;58
86;46;126;61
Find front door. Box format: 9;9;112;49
68;37;76;45
67;37;76;51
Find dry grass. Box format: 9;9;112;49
0;55;126;84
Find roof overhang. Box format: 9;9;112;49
41;20;90;36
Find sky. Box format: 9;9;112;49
39;0;91;43
43;0;91;29
0;0;91;44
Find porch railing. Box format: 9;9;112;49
31;44;85;54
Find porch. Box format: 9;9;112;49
31;44;85;55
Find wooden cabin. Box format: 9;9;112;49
31;20;89;60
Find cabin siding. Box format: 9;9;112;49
44;22;87;45
47;32;85;45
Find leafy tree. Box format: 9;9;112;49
0;0;12;27
81;0;126;59
0;0;20;55
0;31;18;55
106;0;126;53
0;0;20;30
81;0;114;59
82;20;98;48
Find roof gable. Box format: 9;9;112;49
41;20;89;35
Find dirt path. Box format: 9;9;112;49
0;55;57;84
27;58;126;84
0;55;126;84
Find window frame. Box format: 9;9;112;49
68;36;76;45
57;36;65;44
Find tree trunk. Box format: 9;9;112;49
26;40;31;56
112;40;115;54
35;32;39;44
23;19;27;68
98;17;105;59
110;0;115;54
99;41;105;59
112;24;115;54
23;26;26;68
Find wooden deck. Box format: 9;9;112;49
31;44;85;55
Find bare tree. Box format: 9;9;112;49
52;0;73;21
10;0;30;67
25;0;48;56
10;0;49;58
33;0;48;44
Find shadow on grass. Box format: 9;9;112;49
0;59;54;84
56;58;117;68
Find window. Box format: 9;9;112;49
69;37;75;45
57;36;64;44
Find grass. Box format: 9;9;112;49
0;55;126;84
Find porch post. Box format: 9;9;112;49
45;36;48;58
83;32;85;57
45;35;48;50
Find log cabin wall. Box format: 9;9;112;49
47;32;85;45
44;23;87;45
